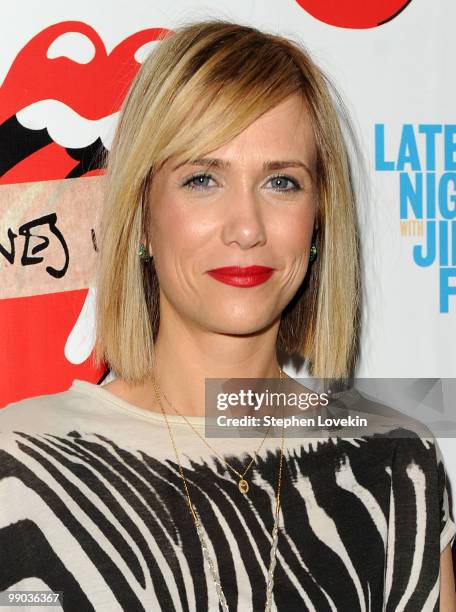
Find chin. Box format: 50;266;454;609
201;311;278;337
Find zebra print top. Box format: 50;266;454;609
0;378;454;612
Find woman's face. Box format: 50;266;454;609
147;93;317;338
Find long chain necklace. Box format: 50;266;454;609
156;365;284;494
151;366;286;612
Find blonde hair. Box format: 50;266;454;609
93;19;361;382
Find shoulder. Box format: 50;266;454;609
0;382;96;435
326;385;448;486
1;390;62;429
330;384;437;445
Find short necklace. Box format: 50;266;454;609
155;365;284;493
151;367;286;612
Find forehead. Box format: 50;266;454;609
157;93;317;176
213;94;317;161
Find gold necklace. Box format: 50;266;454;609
154;365;284;494
151;368;286;612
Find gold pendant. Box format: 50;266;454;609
238;478;249;493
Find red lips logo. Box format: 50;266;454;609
295;0;413;29
0;21;168;184
0;22;169;405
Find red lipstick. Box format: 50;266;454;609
206;265;275;287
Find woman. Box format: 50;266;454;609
1;19;455;611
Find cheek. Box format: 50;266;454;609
150;197;189;247
275;206;315;251
150;197;214;267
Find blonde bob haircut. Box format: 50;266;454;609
93;18;361;383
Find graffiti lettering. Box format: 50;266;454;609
0;212;69;278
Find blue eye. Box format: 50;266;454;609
183;173;216;190
267;174;301;192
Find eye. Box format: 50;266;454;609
182;172;217;191
266;174;302;193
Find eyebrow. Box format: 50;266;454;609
172;157;313;180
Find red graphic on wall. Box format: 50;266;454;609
0;21;167;184
0;290;92;403
0;22;169;406
295;0;413;29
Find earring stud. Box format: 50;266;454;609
138;243;151;263
309;243;317;262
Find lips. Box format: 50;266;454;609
206;265;275;287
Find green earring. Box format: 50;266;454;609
138;243;151;263
309;242;317;262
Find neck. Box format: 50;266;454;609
142;306;283;417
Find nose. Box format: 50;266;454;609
220;185;267;250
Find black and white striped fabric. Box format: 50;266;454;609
0;379;454;611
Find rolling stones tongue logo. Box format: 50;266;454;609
0;21;167;182
0;22;168;404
